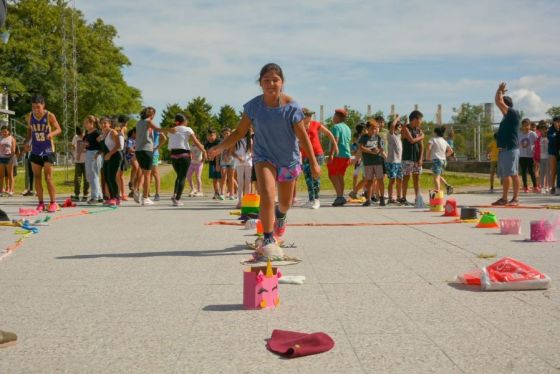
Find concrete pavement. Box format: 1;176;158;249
0;191;559;373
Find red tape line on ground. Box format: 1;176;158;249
468;205;555;210
206;220;464;227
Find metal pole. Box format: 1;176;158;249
61;2;69;181
477;125;481;161
320;105;324;123
367;104;371;117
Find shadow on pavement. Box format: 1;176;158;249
56;244;249;259
447;282;484;293
202;304;245;312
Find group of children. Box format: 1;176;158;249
326;111;454;208
488;117;560;194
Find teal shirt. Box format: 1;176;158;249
331;122;352;158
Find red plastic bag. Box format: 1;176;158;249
481;257;551;291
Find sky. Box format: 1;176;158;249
79;0;560;123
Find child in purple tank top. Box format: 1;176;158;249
24;94;62;213
208;63;320;261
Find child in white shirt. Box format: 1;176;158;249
426;126;453;193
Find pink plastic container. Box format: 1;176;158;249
530;220;556;242
499;218;521;235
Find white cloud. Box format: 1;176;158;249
509;89;551;119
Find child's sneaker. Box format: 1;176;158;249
218;194;225;201
311;199;321;209
142;197;154;206
70;195;79;201
154;194;160;201
256;240;285;260
47;202;60;213
188;190;195;197
379;197;386;206
523;187;529;193
348;191;357;200
446;185;454;195
362;200;371;207
387;198;398;204
274;217;287;238
107;199;117;206
36;202;46;212
133;190;141;204
194;191;204;197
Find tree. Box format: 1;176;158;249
0;0;141;126
160;103;184;129
451;103;494;160
216;104;240;131
185;96;218;137
546;106;560;119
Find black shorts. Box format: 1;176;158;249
208;163;222;180
135;151;153;171
30;153;56;167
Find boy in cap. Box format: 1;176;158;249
327;108;352;206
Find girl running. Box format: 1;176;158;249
161;113;206;206
209;63;320;258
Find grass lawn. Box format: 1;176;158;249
8;163;489;197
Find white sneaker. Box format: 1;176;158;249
173;198;184;206
312;199;321;209
142;197;154;206
194;191;204;197
187;190;195;197
133;190;141;204
301;200;313;208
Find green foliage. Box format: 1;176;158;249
216;104;240;131
452;103;492;126
546;106;560;119
451;103;494;159
0;0;142;126
185;96;218;137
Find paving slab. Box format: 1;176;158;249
1;191;559;373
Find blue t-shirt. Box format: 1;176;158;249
496;108;520;150
332;122;352;158
243;95;304;168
